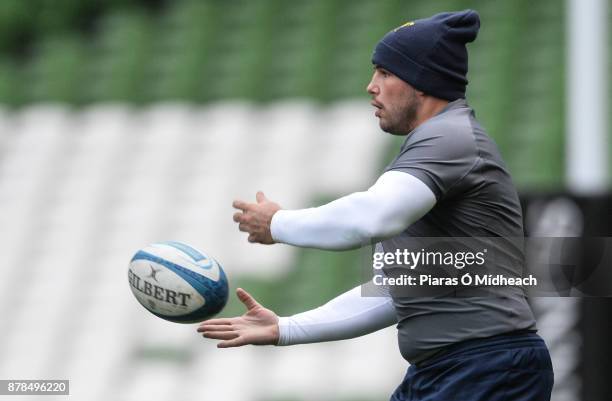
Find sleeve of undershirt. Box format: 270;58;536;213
270;171;436;250
276;285;397;346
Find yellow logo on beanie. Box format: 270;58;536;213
394;21;415;32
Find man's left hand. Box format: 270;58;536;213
233;191;281;244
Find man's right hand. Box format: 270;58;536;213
197;288;280;348
232;191;281;245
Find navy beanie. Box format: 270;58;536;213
372;10;480;101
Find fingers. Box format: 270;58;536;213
201;331;240;341
236;287;261;311
232;200;250;211
256;191;267;204
197;324;233;332
234;213;251;233
233;191;268;212
197;318;234;328
218;337;249;348
234;212;251;233
232;193;277;245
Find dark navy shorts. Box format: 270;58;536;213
390;332;554;401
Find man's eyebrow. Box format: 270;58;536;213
374;66;390;74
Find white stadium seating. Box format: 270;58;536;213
0;102;402;401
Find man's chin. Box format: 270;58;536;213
379;121;408;136
378;119;392;133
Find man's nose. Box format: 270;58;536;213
366;80;378;95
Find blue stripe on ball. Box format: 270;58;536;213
158;241;211;265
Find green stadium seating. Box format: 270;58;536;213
0;0;582;189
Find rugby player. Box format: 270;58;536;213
198;10;554;401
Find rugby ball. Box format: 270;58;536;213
128;241;229;323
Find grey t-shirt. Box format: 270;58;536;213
381;98;536;364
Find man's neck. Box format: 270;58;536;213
413;97;450;130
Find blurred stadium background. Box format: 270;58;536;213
0;0;609;400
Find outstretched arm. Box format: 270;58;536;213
233;171;436;250
277;285;396;345
198;286;396;348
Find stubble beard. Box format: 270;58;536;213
380;89;420;136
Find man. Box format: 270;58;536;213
197;10;554;401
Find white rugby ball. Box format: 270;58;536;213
128;241;229;323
